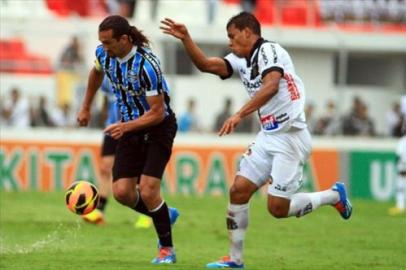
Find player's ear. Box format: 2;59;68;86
243;27;252;39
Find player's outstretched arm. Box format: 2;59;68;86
219;71;281;136
160;18;228;77
77;67;104;126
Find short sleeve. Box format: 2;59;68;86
220;53;238;80
95;45;105;72
141;58;164;97
258;43;284;79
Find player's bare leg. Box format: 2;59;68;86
267;182;352;219
82;156;114;225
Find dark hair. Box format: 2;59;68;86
99;15;150;47
226;12;261;36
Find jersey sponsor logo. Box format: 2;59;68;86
276;113;290;124
260;114;279;131
113;82;144;97
242;78;261;94
284;73;300;101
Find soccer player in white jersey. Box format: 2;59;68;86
161;12;352;269
389;135;406;215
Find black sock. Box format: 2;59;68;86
149;202;172;247
97;196;108;212
131;193;152;217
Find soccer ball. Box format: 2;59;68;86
65;181;99;215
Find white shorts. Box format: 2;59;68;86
237;128;312;198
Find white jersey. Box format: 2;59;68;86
397;136;406;172
223;39;306;133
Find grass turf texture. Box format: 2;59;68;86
1;192;405;270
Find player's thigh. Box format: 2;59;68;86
268;154;304;199
142;114;177;179
112;132;145;181
100;155;114;175
267;129;311;199
237;132;273;188
112;177;138;204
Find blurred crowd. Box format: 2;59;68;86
1;83;404;138
1;0;404;136
305;97;404;137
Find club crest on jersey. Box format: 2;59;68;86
127;70;138;83
260;114;279;131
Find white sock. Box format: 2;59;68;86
288;190;339;217
396;177;406;209
227;203;249;264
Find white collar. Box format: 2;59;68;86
117;46;137;63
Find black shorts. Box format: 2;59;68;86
112;113;177;181
101;134;118;157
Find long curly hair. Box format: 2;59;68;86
99;15;150;47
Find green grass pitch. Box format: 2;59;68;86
1;192;405;270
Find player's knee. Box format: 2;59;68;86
99;166;111;179
112;184;129;205
267;203;288;218
229;184;250;203
139;185;159;204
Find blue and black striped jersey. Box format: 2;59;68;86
95;45;172;122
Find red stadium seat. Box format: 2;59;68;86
255;0;275;25
0;39;53;74
281;6;307;26
45;0;70;17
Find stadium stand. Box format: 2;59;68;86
0;39;52;74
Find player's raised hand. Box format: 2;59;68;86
77;108;91;127
219;114;242;136
160;18;189;40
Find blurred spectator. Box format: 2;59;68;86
401;95;406;135
212;97;257;133
59;36;84;71
386;102;403;137
178;98;202;133
342;97;375;136
57;35;86;115
103;0;121;15
213;97;233;132
1;87;30;128
235;113;258;133
207;0;219;24
51;104;76;128
319;0;406;24
31;96;55;127
117;0;136;18
241;0;257;13
314;100;341;136
305;103;317;134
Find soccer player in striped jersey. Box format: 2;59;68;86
77;15;178;264
161;12;352;269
